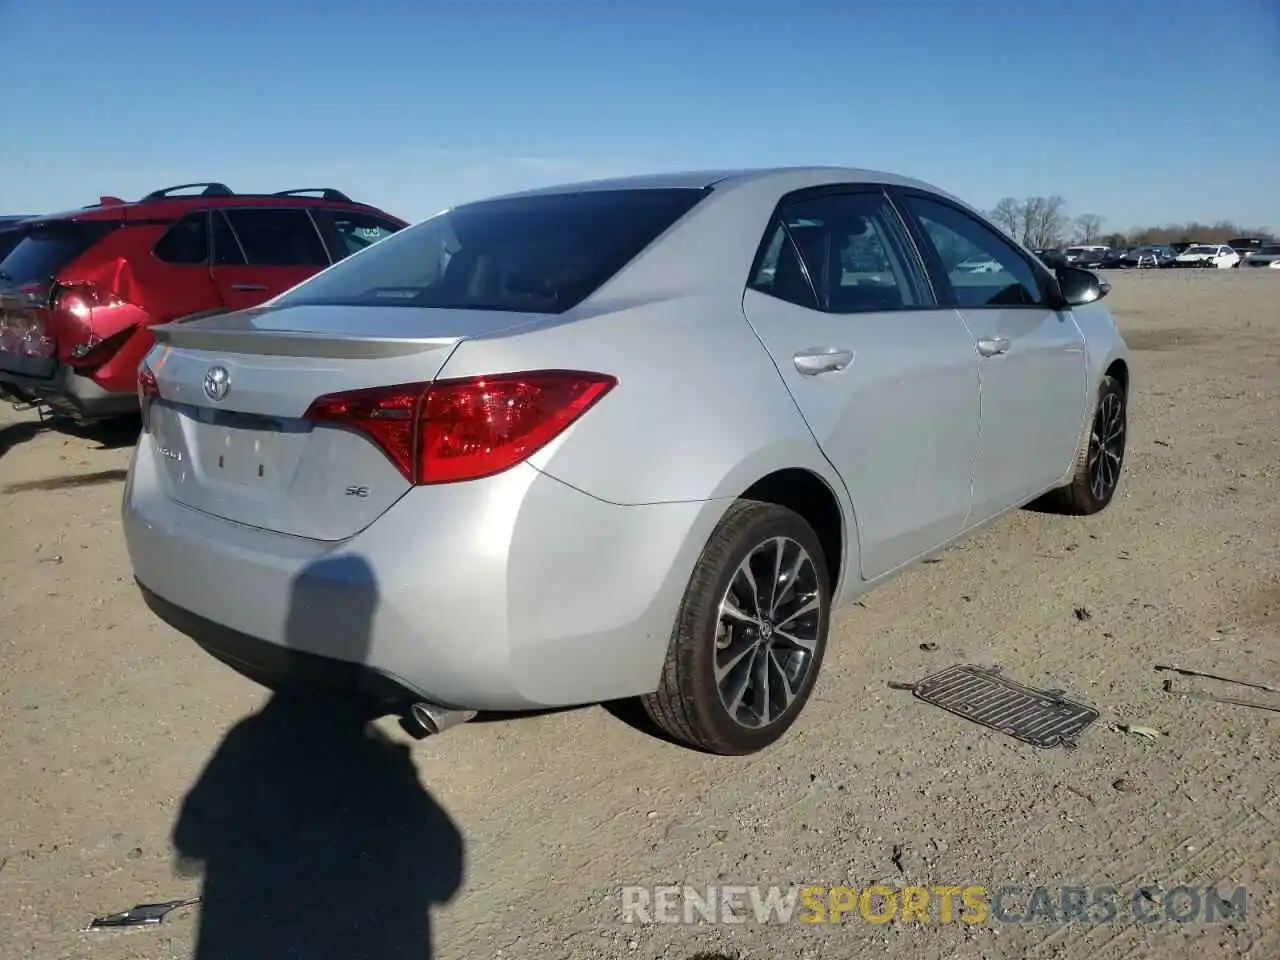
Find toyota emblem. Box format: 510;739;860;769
203;366;231;402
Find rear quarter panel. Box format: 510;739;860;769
435;295;849;510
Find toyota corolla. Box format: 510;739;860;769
123;167;1130;755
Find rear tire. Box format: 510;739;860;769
1047;374;1127;515
642;500;831;755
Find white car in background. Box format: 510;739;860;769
955;254;1003;273
1171;244;1240;269
1240;244;1280;269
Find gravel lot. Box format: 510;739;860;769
1;269;1277;960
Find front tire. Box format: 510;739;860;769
642;500;831;755
1048;374;1127;515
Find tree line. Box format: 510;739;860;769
987;196;1272;251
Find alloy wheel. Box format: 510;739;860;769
713;536;822;729
1087;391;1125;501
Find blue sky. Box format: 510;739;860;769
2;0;1277;231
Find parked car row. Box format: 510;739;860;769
0;184;407;422
1240;242;1280;268
1030;236;1277;271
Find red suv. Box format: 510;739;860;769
0;183;407;422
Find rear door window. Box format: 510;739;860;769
0;228;25;262
274;188;708;314
153;212;210;264
219;209;330;267
0;220;118;285
749;190;930;312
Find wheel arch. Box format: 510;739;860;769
737;466;855;601
1104;356;1129;395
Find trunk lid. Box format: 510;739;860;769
146;303;546;540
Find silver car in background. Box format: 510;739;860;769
123;167;1130;755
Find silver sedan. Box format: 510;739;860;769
123;167;1130;755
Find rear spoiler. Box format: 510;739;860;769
150;317;456;360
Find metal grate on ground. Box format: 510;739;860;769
910;664;1099;749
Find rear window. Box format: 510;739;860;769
0;220;117;285
274;187;709;314
0;227;25;262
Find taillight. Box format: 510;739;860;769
303;370;617;485
138;362;160;429
52;282;130;366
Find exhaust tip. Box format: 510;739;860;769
404;701;476;739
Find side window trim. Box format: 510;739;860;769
309;209;344;262
304;207;334;264
778;217;822;308
888;186;1060;310
746;214;817;309
746;183;940;313
885;189;957;307
876;188;940;307
212;209;248;266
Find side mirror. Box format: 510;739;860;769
1056;265;1110;306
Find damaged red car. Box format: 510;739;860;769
0;183;407;422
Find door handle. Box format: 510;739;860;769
230;283;268;292
976;336;1010;357
793;348;854;376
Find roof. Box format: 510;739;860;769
30;184;401;224
473;166;954;204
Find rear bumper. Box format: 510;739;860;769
0;355;138;421
137;582;426;704
123;433;725;711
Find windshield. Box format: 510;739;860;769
1259;245;1280;255
275;187;709;314
0;220;116;285
1184;246;1218;255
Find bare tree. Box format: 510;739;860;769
1075;214;1105;244
990;196;1070;248
990;197;1022;239
1023;196;1069;249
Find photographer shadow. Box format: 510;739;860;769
171;554;464;959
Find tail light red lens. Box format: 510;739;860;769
303;370;617;485
138;362;160;428
50;282;130;365
138;363;160;400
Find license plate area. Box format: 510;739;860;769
188;406;299;488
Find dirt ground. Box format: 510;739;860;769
1;269;1277;960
